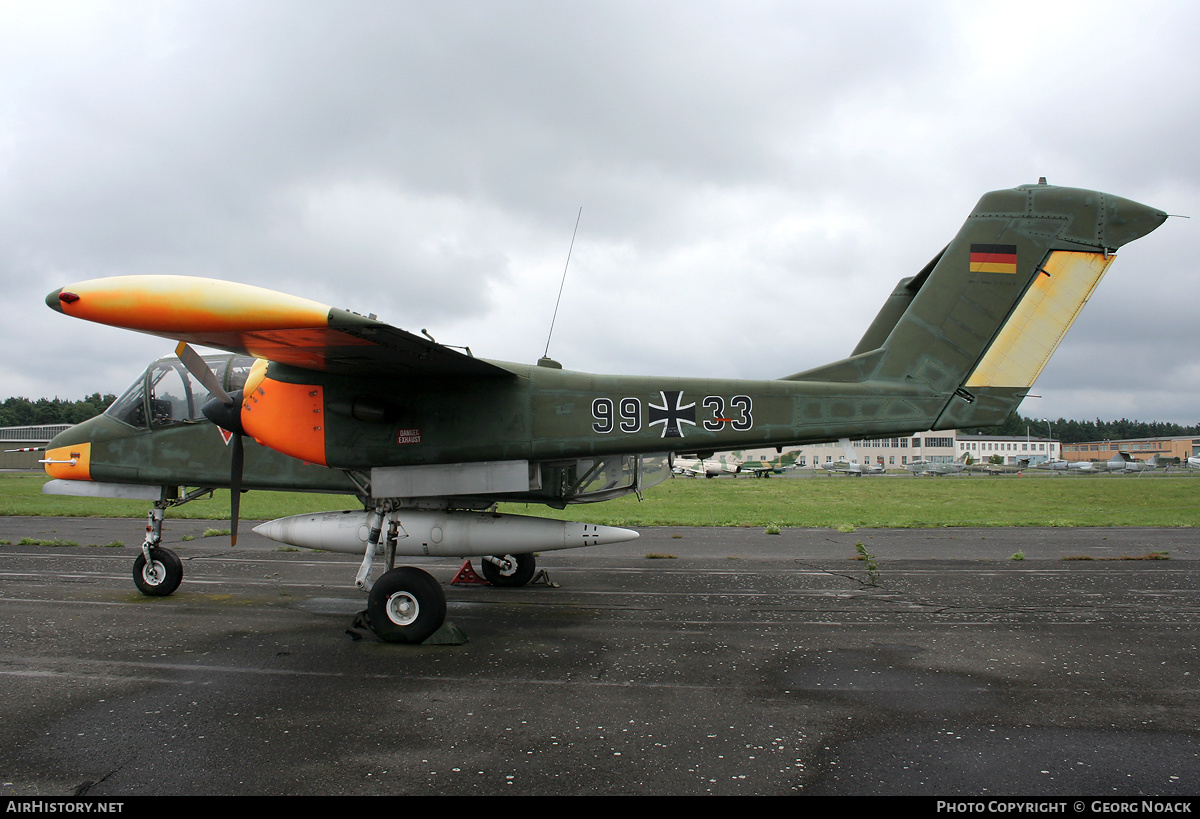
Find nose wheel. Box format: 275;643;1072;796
133;547;183;596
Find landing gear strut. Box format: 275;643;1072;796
130;488;217;597
134;503;182;596
356;502;451;643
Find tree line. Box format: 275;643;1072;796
0;394;118;427
960;413;1200;444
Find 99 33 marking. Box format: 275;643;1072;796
592;392;752;438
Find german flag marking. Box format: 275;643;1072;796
970;243;1017;274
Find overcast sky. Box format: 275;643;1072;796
3;0;1197;425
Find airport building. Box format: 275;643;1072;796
955;433;1059;465
0;424;71;469
741;430;1059;470
1060;436;1198;463
798;432;956;469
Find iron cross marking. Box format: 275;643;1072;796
648;390;696;438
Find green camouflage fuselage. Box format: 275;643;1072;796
46;182;1168;507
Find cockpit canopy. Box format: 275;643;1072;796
105;353;258;430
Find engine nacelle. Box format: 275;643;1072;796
239;359;328;465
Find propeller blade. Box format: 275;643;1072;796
197;385;246;548
230;432;243;546
175;341;233;406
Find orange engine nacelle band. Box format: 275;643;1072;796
240;361;327;466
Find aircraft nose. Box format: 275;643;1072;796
45;288;67;313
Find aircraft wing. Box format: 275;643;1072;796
47;275;515;380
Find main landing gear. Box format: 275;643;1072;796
355;504;453;644
359;553;537;644
366;567;447;644
353;503;540;643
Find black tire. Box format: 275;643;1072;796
480;553;537;587
132;547;183;596
367;567;446;644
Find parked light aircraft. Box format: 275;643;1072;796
39;182;1166;642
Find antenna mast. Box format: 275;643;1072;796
542;207;582;364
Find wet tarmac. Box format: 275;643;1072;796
0;516;1196;796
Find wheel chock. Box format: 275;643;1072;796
423;621;468;645
345;610;467;644
451;560;488;585
346;610;372;640
530;569;560;588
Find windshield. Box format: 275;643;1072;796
105;354;256;429
148;361;205;425
106;377;148;429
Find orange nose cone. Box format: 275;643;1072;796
43;443;92;480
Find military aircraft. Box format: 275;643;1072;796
673;450;800;478
819;458;860;475
39;181;1166;642
672;454;743;478
906;452;970;476
819;438;885;476
1105;453;1159;473
960;453;1032;475
1034;457;1097;474
735;452;797;478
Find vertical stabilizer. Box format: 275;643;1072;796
787;182;1167;431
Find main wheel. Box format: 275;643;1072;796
367;567;446;644
132;547;183;596
480;553;536;587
